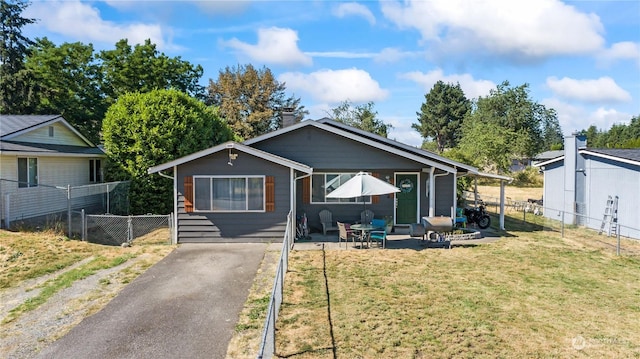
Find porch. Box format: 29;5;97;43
292;225;500;250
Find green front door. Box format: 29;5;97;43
395;173;418;224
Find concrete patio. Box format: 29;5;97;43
292;225;501;251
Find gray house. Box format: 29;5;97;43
535;134;640;239
149;118;510;243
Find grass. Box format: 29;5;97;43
0;228;175;324
273;216;640;358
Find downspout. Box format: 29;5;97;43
157;168;178;244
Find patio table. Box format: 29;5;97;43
350;223;384;248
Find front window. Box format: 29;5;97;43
18;158;38;188
311;173;370;203
194;176;264;212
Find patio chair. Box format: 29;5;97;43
360;209;374;224
319;209;338;236
337;222;357;249
369;228;386;248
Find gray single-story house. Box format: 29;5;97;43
535;133;640;239
149;117;511;243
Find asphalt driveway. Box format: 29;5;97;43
36;243;268;359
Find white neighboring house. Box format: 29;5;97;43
0;115;106;228
535;134;640;240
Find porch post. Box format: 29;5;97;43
290;168;296;241
499;180;506;230
429;167;435;217
452;172;457;219
172;166;178;244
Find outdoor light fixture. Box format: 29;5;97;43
228;148;238;166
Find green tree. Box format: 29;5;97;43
207;64;307;140
413;81;471;152
25;38;105;142
99;39;205;102
329;100;392;137
102;89;233;214
0;0;36;113
459;81;563;173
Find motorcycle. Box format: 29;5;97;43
463;200;491;229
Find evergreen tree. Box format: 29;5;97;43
413;81;471;152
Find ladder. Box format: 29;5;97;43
598;195;618;236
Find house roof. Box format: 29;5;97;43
0;114;94;146
533;150;564;162
0;141;105;156
580;149;640;166
534;148;640;168
147;141;313;175
244;118;511;181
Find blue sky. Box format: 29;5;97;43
24;0;640;147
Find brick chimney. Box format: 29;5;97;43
282;108;295;128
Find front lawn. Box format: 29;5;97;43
274;227;640;358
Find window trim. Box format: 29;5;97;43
17;157;38;188
193;175;266;213
89;159;102;183
311;172;371;204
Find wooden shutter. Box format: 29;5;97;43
184;176;194;213
266;176;275;212
372;172;380;204
302;176;310;204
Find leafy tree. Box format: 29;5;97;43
25;38;105;142
102;89;234;214
580;116;640;148
207;64;307;140
458;81;563;173
413;81;471;152
0;0;36;113
329;100;392;137
99;39;205;102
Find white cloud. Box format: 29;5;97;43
333;2;376;25
542;98;633;134
381;0;604;60
386;116;423;147
546;76;632;103
222;27;312;67
399;69;495;100
279;68;389;104
373;47;418;64
597;41;640;67
26;0;175;50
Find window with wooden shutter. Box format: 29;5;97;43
266;176;275;212
184;176;194;213
372;172;380;204
302;176;310;204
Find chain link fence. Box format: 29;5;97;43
83;213;173;246
1;179;130;237
257;211;293;359
463;191;640;256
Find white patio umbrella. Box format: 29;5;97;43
326;171;400;199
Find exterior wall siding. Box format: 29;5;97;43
176;150;292;243
253;126;456;230
543;161;565;220
583;156;640;239
11;122;87;146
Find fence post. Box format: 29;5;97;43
67;185;72;237
106;183;110;214
616;224;621;256
561;211;565;238
523;206;526;223
127;215;133;243
81;209;85;241
4;193;10;229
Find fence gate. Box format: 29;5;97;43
84;213;173;246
